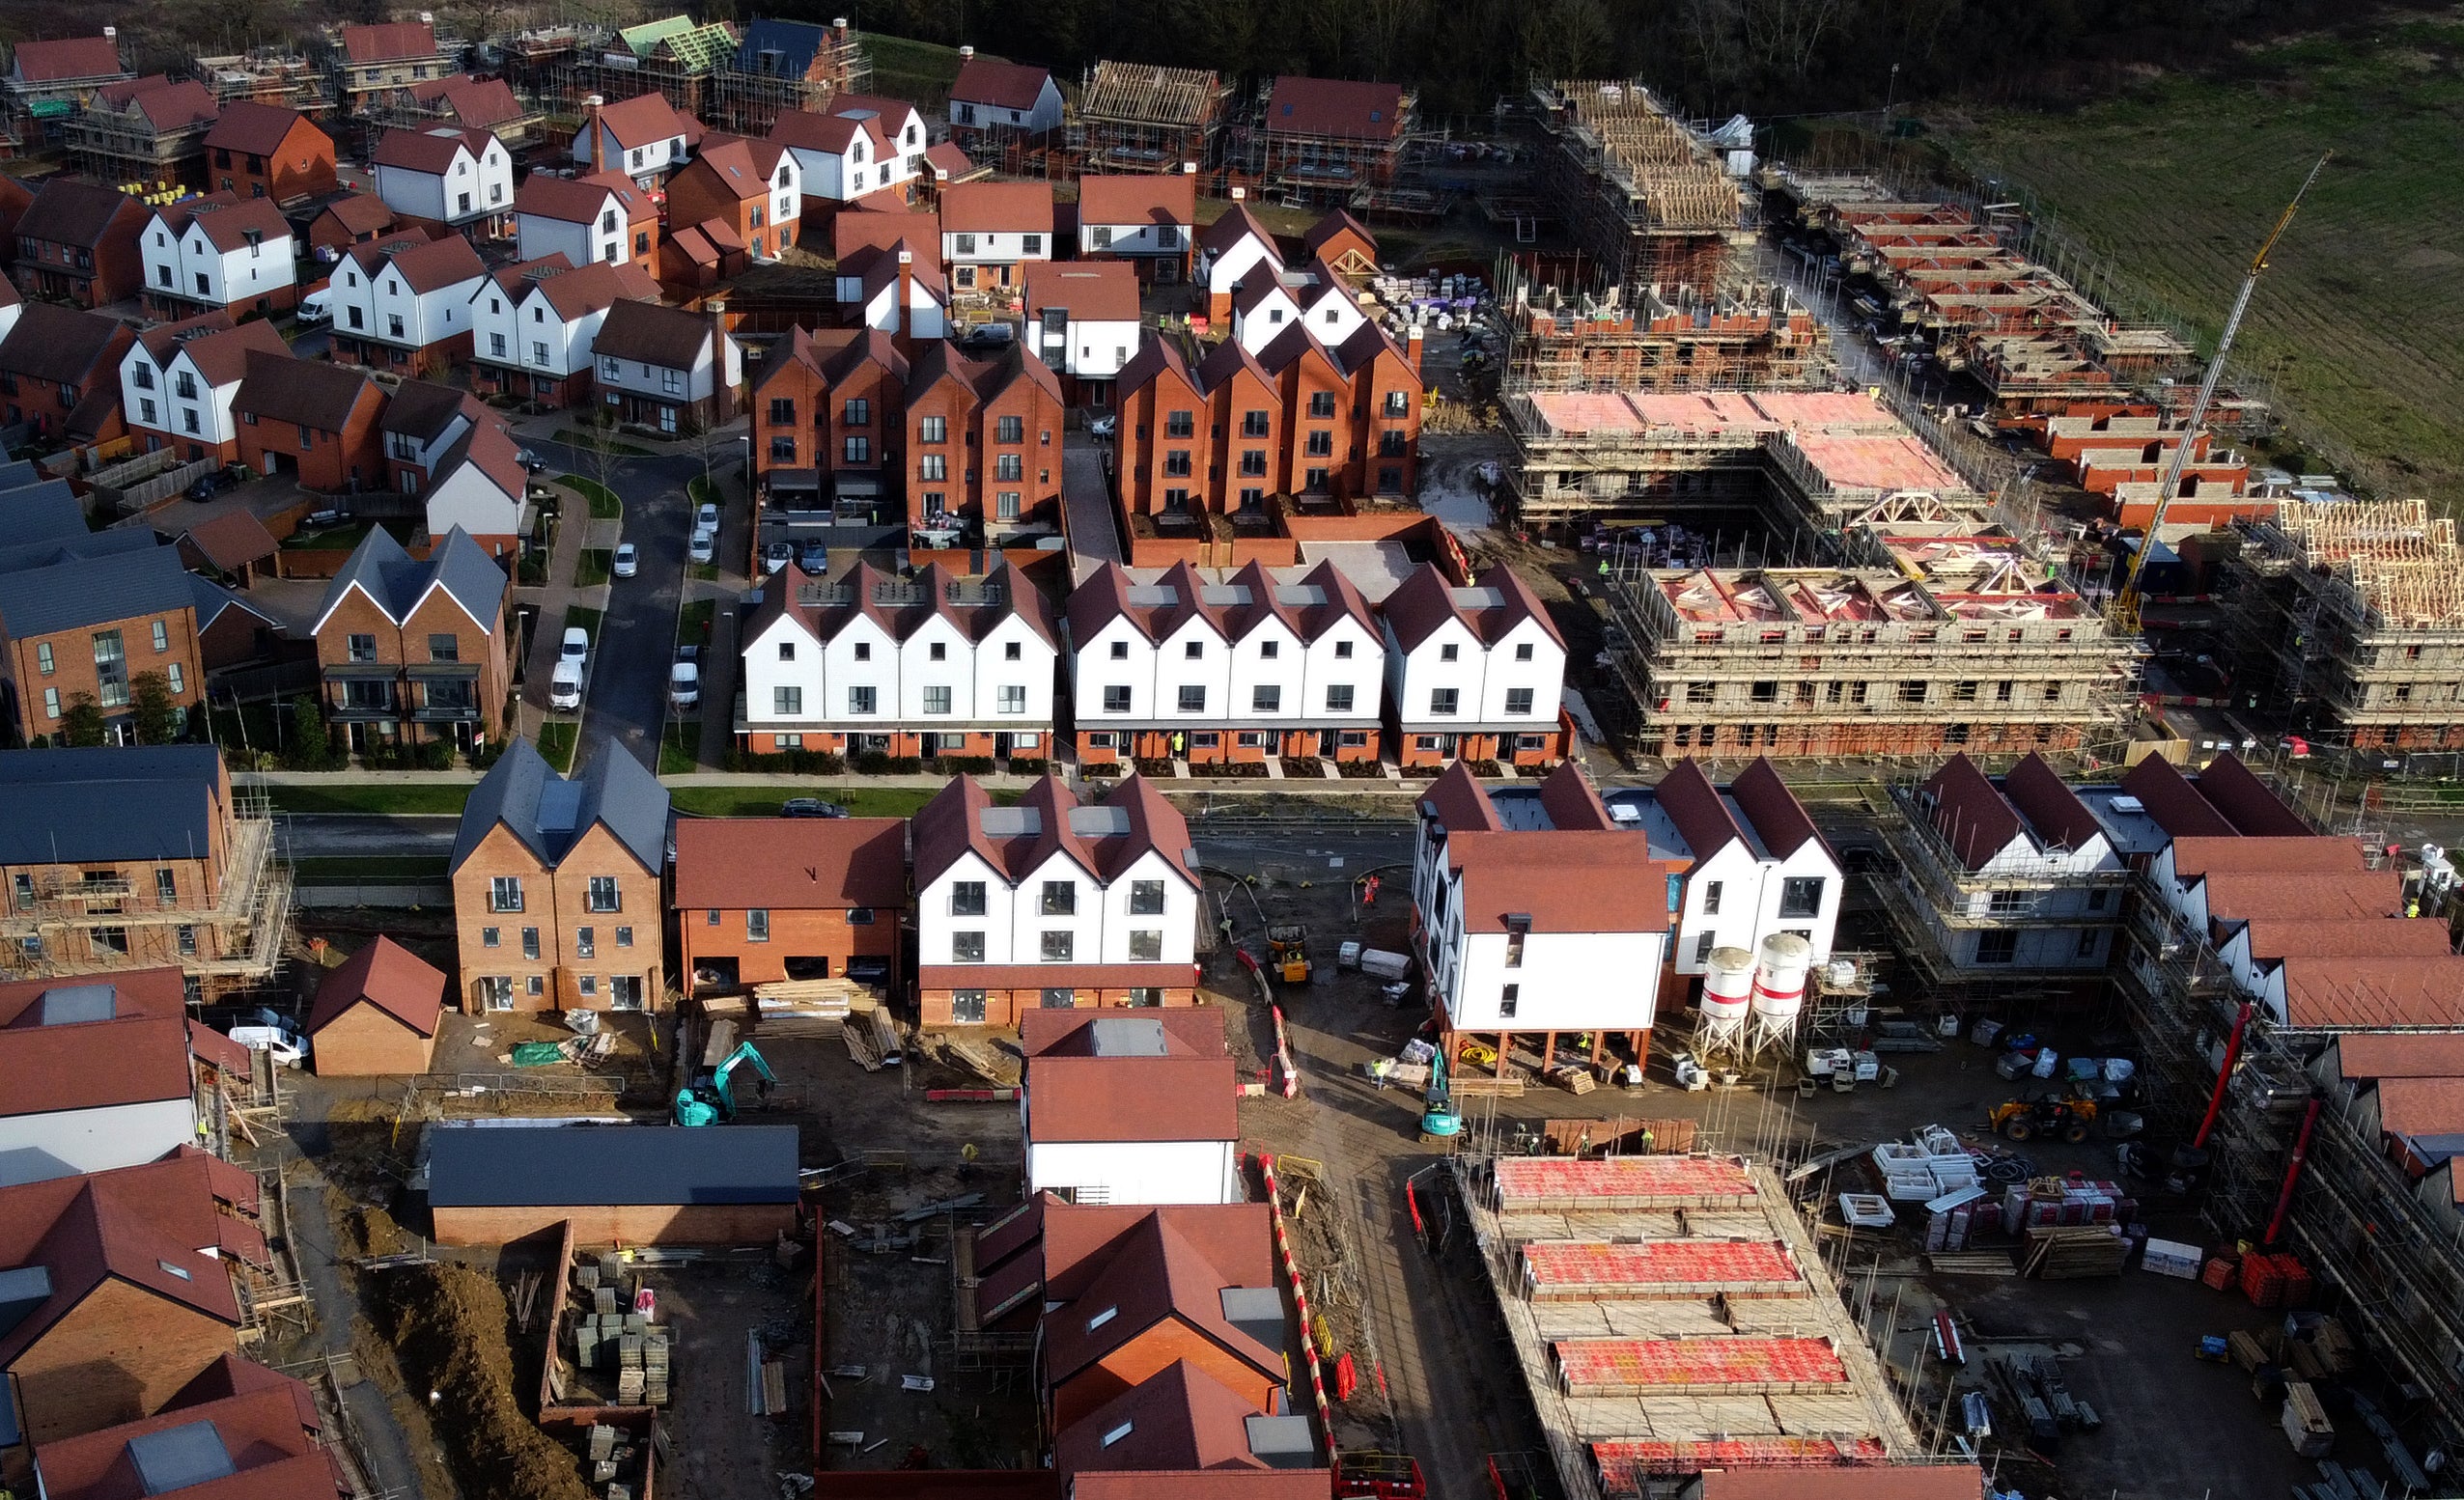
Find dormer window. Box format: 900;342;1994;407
1086;1306;1116;1331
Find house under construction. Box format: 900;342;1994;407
2227;499;2464;749
1075;60;1227;175
537;14;868;140
1534;79;1744;295
193;50;328;110
1498;272;1832;394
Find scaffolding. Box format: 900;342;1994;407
1074;60;1226;175
2228;499;2464;749
540;14;869;141
193;50;328;109
1534;79;1742;296
1220;76;1418;210
1871;780;2129;992
1498;270;1833;395
64;90;214;187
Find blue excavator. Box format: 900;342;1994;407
674;1042;776;1126
1421;1046;1461;1139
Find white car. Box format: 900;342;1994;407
612;542;637;578
669;661;701;708
696;502;719;533
548;658;583;709
688;527;715;565
561;625;589;667
227;1023;308;1067
763;541;791;574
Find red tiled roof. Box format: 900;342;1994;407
1379;562;1562;651
1443;830;1671;935
1552;1336;1845;1394
951;57;1053;112
685;132;791;201
118;78;219;132
1728;758;1824;860
672;816;906;912
307;934;446;1038
536;259;660;319
591;90;692;151
2170;837;2366;878
32;1386;335;1500
1042;1211;1281;1387
1302;208;1376;257
834;207;939;259
13;35;123;83
1492;1155;1756;1209
2375;1076;2464;1138
374;125;494;176
2119;754;2237;839
515;170;645;226
1024;260;1138;321
1198;202;1274;259
925;140;976;180
342;21;437;64
433;74;523;129
2199;870;2401;923
1417;759;1500;834
316;192;394;236
2280;954;2464;1031
1918;753;2020;870
353;231;486;295
941;180;1052;236
181;508;280;571
168;1352;322;1433
1042;1199;1272;1300
2333;1032;2464;1080
2002;751;2105;850
0;966;196;1117
181;195;292;253
2191;752;2311;836
1264;76;1407;141
1078;173;1194;228
913;772;1190;887
1027;1056;1237;1143
1052;1359;1267;1477
0;1154;251;1371
205;98;315;156
1022;1007;1227;1059
1520;1238;1799;1292
770;103;884;156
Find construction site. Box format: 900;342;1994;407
1497;272;1833;394
1074;61;1230;175
1532;80;1746;295
497;14;869;142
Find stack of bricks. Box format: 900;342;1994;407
1520;1239;1803;1301
1553;1337;1847;1397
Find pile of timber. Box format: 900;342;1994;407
753;977;878;1037
1454;1073;1526;1098
843;1008;906;1072
2021;1226;2129;1280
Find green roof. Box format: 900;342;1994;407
618;14;692;54
618;14;737;72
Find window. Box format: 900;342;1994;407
133;364;154;390
995;453;1023;482
951;989;988;1023
851;643;868;661
844;435;870;463
1324;684;1355;713
588;875;620;913
1242;408;1271;437
1110;640;1130;660
575;927;595;958
154;868;178;905
919;414;946;443
617;927;633;948
952;931;985;962
919;454;947;482
41;688;57;720
1976;931;2018;965
747;909;770;941
999;684;1026;713
1250;683;1282;716
34;642;51;676
771;435;797;461
923;685;953;714
348;632;378;663
1778;877;1825;920
490;332;507;357
483;927;500;948
1503;926;1526;968
2076;928;2100;958
1701;880;1722;916
848;907;876;926
1041;880;1077;916
2086;888;2110;912
1386;388;1411;417
1430;688;1460;716
1305;429;1333;458
1309;391;1336;418
1104;685;1132;713
951;881;987;916
1165;410;1193;438
1516;643;1534;662
91;927;128;957
849;685;877;714
1498;984;1519;1018
166;664;183;695
1439;643;1459;663
995;414;1024;444
770;685;804;716
490;875;522;912
995;490;1022;520
770;398;796;424
1178;685;1206;713
929;642;948;662
429;633;460;663
1163;449;1191;477
521;927;540;960
1128;929;1162;960
1185;641;1204;660
660;367;683;394
1041;931;1075;961
844;396;870;426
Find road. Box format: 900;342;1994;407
281;814;461;860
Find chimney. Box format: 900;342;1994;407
1407;323;1424;375
896;249;914;339
1230;186;1246;202
959;45;975;61
583;94;604;166
709;298;731;414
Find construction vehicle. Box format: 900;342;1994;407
1266;923;1312;985
674;1041;777;1126
2110;153;2330;632
1988;1090;2098;1145
1420;1046;1461;1138
1333;1452;1428;1498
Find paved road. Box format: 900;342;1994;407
280;814;461;860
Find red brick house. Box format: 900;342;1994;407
32;1368;340;1500
1254;321;1421;501
204;99;336;203
749;324;908;517
231;350;387;492
673;816;906;997
663;133;799;263
13;178;148;308
0;300;131;445
295;191;394;254
905;341;1064;542
1114;336;1288;523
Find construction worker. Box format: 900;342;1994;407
1362;874;1382;907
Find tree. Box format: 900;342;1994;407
128;670;181;745
287;694;333;770
59;693;106;748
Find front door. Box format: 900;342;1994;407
994;732;1012;759
1319;730;1336;757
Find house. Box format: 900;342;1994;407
334;20;459;114
119;310;292;462
1257;76;1411;204
1065;560;1386;767
312;526;510;755
12;177;149;308
512;170;658;273
904;340;1066;540
1077;60;1229;181
749;325;910;518
187;574;284;672
0;176;33;265
373;375;480;488
474;256;659;408
656;215;747;292
396;72;533;146
294;191;394;254
572;90;699;187
231;350;387;491
1882;752;2127;978
737;559;1058;764
1630;757;1845;980
62;76;220;190
32;1367;340;1500
407;404;530;556
940;181;1054;290
326;233;487;375
1113;335;1286;521
0;967;242;1184
735;16;865;98
831;238;947;341
174;510;280;587
1077;173;1196;284
593;297;742;433
0;301;134;444
0;1153;265;1443
370;125;512;236
1411;761;1678;1071
1300;208;1377;280
1379;563;1570;769
426;1123;798;1245
447;736;670;1014
1232;264;1366;357
912;773;1200;1027
5;36;131;145
663;132;799;261
0;539;201;743
1022;1009;1239;1205
770;93;929;208
1130;319;1418;505
947;52;1064;140
137;193;296;319
1195;199;1278;325
0;749;281;990
1052;1360;1317;1484
304;934;445;1075
672;816;906;996
1022;261;1140;391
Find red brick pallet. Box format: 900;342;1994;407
1521;1239;1802;1300
1554;1336;1847;1396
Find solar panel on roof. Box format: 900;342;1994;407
979;806;1041;837
127;1421;237;1495
536;780;583;833
37;983;116;1024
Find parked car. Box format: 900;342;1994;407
1086;414;1117;438
226;1021;307;1067
687;527;715;565
185;471;223;502
294;289;330;325
302;508;345;528
612;542;638;578
548;658;583;709
668;660;700;708
560;625;589;667
517;448;546;474
763;541;791;574
696;501;719;532
798;539;828;572
780;797;847;819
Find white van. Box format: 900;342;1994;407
294;288;331;325
548;658;583;710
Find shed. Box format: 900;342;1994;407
306;935;446;1075
426;1123;800;1245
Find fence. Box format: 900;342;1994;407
294;882;453;909
94;450;218;515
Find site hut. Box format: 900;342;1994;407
671;814;907;998
1411;762;1681;1073
302;934;446;1075
1379;562;1572;770
1021;1009;1241;1206
423;1122;800;1245
0;966;251;1185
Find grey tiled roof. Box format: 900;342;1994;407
0;746;223;864
0;541;191;637
451;736;669;875
317;524;505;630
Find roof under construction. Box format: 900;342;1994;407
1078;60;1225;127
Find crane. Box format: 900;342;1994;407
2109;152;2331;633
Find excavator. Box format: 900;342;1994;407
675;1041;777;1126
1421;1046;1462;1139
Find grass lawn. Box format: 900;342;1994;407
292;855;449;884
686;474;717;510
552;432;658;458
282;520;371;551
677;597;715;651
866;33;970;104
658;722;701;776
536;721;577;772
666;784;1003;819
264;783;473;816
564;604;604;642
691;564;720;582
577;548;611;588
1937;18;2464;499
559;474;625;520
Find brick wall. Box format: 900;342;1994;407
11;1283;238;1443
3;606;205;742
433;1201;796;1246
680;904;899;995
310;1002;436;1075
451;822;666;1014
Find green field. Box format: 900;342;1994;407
1940;18;2464;502
265;783;474;816
866;34;971;105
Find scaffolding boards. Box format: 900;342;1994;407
1534;79;1743;295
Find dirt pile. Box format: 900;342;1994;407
380;1264;591;1500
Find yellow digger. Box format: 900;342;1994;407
1987;1090;2098;1145
1267;924;1312;985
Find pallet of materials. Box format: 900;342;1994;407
2282;1380;2334;1458
2141;1236;2202;1280
751;977;877;1036
2021;1225;2129;1279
